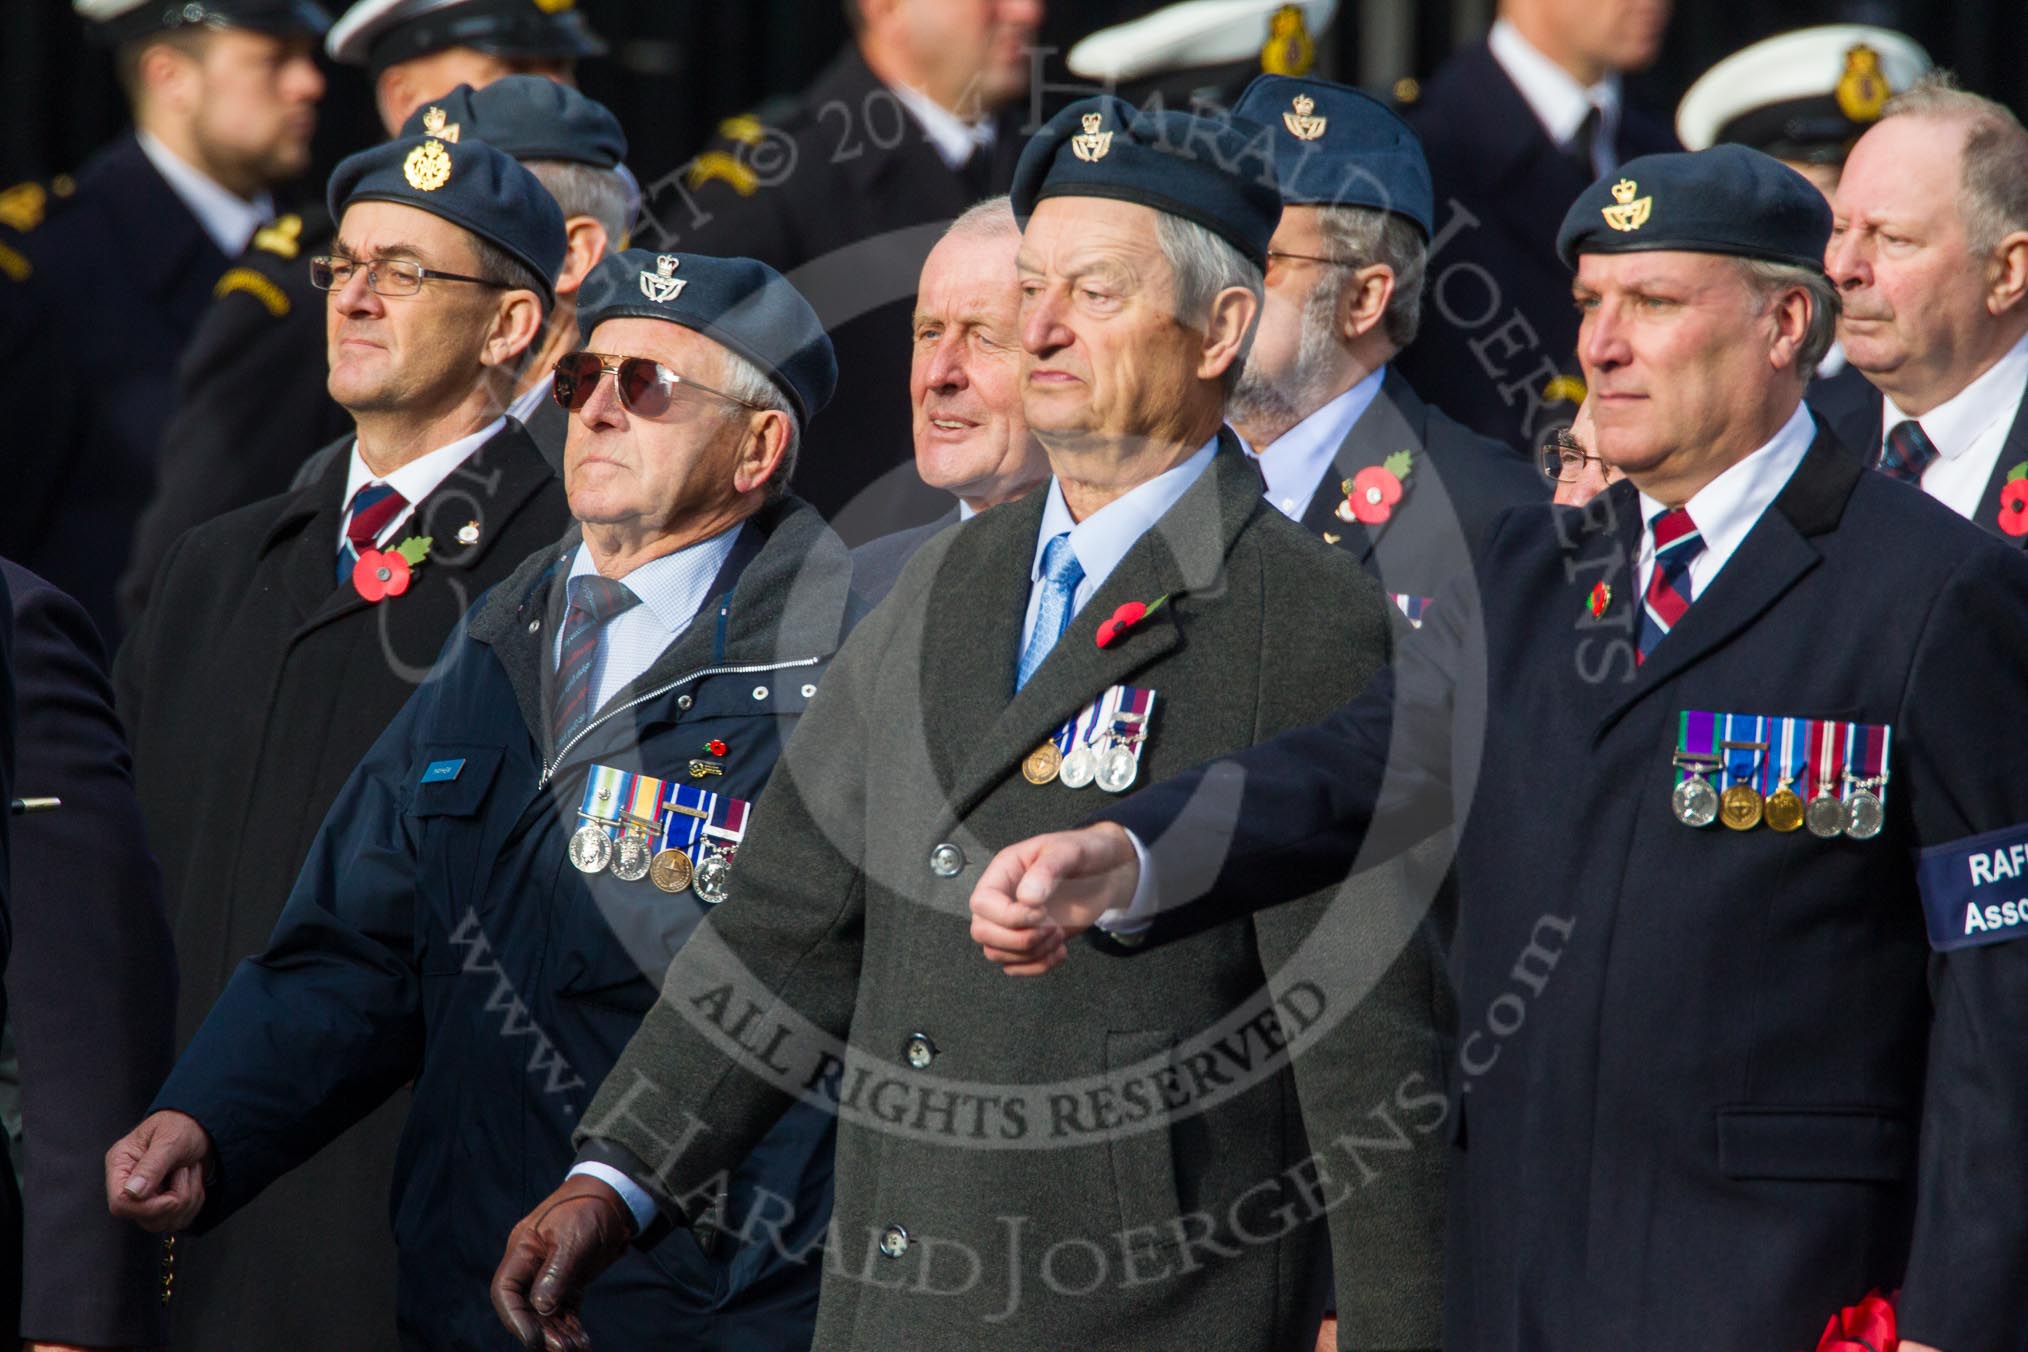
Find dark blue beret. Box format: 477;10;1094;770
397;76;625;169
1232;74;1433;238
327;133;566;303
575;249;838;425
1010;95;1282;269
1556;144;1832;272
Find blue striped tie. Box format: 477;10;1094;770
1015;532;1084;692
552;575;642;749
335;481;406;582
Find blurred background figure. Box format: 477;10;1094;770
121;0;610;626
1541;396;1619;506
1396;0;1677;453
650;0;1044;542
0;0;330;646
1675;24;1931;424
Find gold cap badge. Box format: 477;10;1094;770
1071;112;1113;162
403;139;452;192
420;105;461;143
1282;93;1327;141
1600;177;1651;232
639;253;687;303
1835;44;1891;123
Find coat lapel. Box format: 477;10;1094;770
1967;382;2028;546
928;437;1264;821
1297;368;1433;566
256;451;351;625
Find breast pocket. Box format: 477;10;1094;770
1715;1105;1914;1183
405;744;506;950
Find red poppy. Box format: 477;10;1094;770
1588;581;1611;619
1814;1289;1897;1352
352;549;412;603
2000;478;2028;537
1095;600;1150;649
706;739;728;757
1346;465;1404;525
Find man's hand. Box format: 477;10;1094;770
104;1110;212;1233
491;1175;637;1351
1312;1315;1337;1351
968;823;1141;975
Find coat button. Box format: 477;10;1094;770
929;843;964;877
526;619;541;633
904;1033;937;1070
676;694;693;710
752;685;769;700
878;1224;909;1259
801;683;817;697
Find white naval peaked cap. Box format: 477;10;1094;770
1677;24;1933;154
1067;0;1338;83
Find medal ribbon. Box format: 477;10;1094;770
705;794;751;846
1765;716;1801;797
578;764;632;840
624;772;668;834
1676;710;1717;784
1722;713;1763;792
1052;687;1118;755
1807;718;1847;800
658;782;716;857
1861;722;1892;807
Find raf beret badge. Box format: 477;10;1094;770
403;139;451;192
420;104;460;143
1601;177;1652;233
1071;112;1113;163
1282;93;1326;142
639;254;687;303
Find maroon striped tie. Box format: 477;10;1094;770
336;482;409;582
551;575;642;749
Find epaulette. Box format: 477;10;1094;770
214;266;291;317
253;213;305;259
0;175;74;235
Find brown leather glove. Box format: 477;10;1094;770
491;1174;638;1351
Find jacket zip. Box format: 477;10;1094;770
536;655;824;789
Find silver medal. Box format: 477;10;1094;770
1096;743;1140;794
1804;793;1846;839
1843;789;1885;840
568;824;613;873
1670;775;1718;828
1058;743;1097;789
610;833;654;881
694;850;733;904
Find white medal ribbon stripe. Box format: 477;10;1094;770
1840;720;1860;794
1814;719;1840;800
660;782;716;854
1875;723;1893;807
1778;716;1798;793
703;795;751;846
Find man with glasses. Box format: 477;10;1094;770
1228;75;1544;638
105;247;850;1348
1540;398;1620;507
109;131;571;1349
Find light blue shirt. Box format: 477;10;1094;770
1247;366;1386;520
1019;436;1220;655
553;526;743;719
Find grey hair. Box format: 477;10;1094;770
1153;212;1265;394
1314;205;1428;349
1738;258;1841;377
1880;71;2028;258
716;347;802;503
945;195;1020;245
464;233;550;377
524;159;633;246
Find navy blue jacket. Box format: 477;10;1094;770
152;499;857;1350
1103;425;2028;1352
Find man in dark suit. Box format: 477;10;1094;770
0;570;13;1339
650;0;1043;540
0;0;329;643
0;560;176;1350
1398;0;1676;451
851;196;1048;606
111;133;571;1352
975;146;2028;1352
1822;76;2028;545
1229;74;1545;634
496;96;1449;1352
109;248;854;1351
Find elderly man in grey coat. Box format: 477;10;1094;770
492;96;1451;1352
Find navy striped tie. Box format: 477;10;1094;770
335;482;408;582
1877;419;1939;485
551;575;641;749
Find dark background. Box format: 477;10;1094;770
2;0;2019;196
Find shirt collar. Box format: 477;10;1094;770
889;80;996;172
343;416;506;518
508;372;554;427
135;130;273;256
1032;437;1221;591
566;523;743;634
1248;365;1388;514
1637;400;1816;562
1487;18;1622;147
1882;327;2028;462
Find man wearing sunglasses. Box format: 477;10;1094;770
108;245;851;1350
108;131;571;1349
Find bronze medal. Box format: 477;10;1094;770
1718;783;1763;831
1764;785;1805;833
1022;742;1063;786
649;848;694;894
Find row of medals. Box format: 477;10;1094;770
1022;712;1148;792
1671;755;1886;839
568;814;733;902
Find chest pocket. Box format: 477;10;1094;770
406;745;508;959
405;745;505;818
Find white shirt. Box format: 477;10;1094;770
1881;329;2028;521
337;417;506;552
550;527;743;715
508;372;555;428
1020;438;1220;654
1487;18;1622;176
890;80;996;172
136;130;273;256
1248;366;1387;520
1634;400;1816;602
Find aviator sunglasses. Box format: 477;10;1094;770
551;351;762;419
